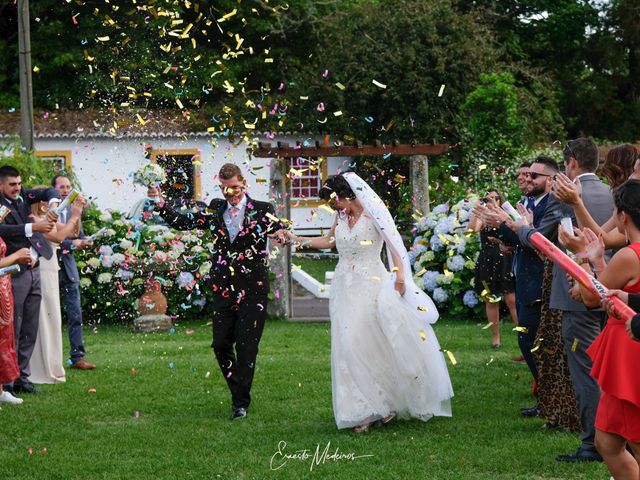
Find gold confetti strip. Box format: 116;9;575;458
319;204;334;214
417;306;429;312
486;357;494;366
335;82;346;90
481;322;493;330
265;212;280;222
419;329;427;341
438;84;446;97
371;276;381;282
359;240;373;246
333;111;343;117
372;79;387;89
445;350;458;365
514;326;529;333
571;338;579;352
415;268;427;277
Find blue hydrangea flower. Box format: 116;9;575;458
432;203;449;215
177;272;196;290
432;287;449;304
430;234;445;251
422;270;439;292
446;254;466;272
463;290;479;308
115;268;134;281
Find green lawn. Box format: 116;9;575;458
292;256;338;283
0;319;609;480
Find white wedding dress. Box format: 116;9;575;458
331;214;453;429
29;239;66;384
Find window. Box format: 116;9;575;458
289;157;327;206
150;149;201;202
35;150;72;175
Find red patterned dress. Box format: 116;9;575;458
0;237;20;385
588;242;640;442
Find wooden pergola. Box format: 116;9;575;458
254;141;450;320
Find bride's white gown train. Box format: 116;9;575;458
331;214;453;429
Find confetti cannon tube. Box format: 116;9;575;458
529;231;636;321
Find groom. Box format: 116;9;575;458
158;163;283;420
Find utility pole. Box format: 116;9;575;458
17;0;34;151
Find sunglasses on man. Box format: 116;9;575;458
525;172;553;180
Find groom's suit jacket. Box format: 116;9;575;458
159;195;283;296
0;187;59;262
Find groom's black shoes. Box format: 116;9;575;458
231;407;247;420
555;447;603;463
520;405;539;417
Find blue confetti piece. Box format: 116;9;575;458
365;116;374;123
169;361;175;369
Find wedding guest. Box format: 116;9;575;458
518;139;613;462
273;173;453;432
517;162;531;197
52;175;95;370
468;190;518;348
126;185;166;225
0;238;32;405
479;156;557;417
559;179;640;478
158;163;283;420
28;192;83;384
553;144;638;249
0;166;59;395
603;290;640;341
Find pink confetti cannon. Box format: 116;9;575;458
529;232;636;321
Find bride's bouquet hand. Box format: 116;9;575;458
268;229;294;246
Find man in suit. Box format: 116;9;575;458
486;157;558;398
158;163;283;420
518;138;613;462
51;175;95;370
0;165;60;394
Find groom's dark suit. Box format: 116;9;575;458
159;195;282;410
0;187;59;386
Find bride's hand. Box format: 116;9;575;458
394;279;406;296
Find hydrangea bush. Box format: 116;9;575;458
409;196;483;319
75;209;213;324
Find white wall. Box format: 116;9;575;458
34;135;346;234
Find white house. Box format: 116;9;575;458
0;109;346;234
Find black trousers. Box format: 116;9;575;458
210;293;268;409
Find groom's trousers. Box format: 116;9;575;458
211;293;268;409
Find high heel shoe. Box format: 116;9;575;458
372;413;396;428
353;423;369;433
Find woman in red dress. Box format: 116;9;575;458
0;237;32;405
562;179;640;479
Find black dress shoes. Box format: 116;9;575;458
13;382;43;395
520;405;539;417
231;407;247;420
555;447;603;463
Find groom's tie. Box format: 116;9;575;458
225;206;242;242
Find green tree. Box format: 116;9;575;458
460;72;530;195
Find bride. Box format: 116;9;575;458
273;172;453;432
